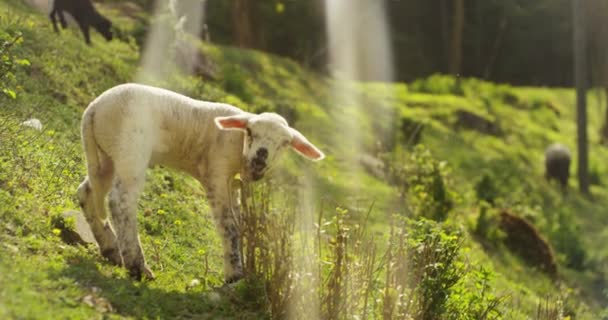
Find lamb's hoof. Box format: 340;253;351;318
101;248;123;266
129;265;156;281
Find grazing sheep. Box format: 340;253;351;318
49;0;113;45
76;83;324;282
544;143;571;190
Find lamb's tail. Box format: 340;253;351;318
81;106;107;219
82;107;99;174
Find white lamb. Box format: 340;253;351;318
76;83;324;283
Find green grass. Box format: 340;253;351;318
1;1;608;319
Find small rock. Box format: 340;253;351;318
82;294;95;308
82;293;113;313
3;243;19;253
53;210;97;246
187;278;201;290
21;118;43;131
4;222;16;235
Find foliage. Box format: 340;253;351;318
550;209;587;271
383;218;464;319
475;172;500;206
237;180;505;320
410;74;464;96
474;204;506;248
0;24;29;99
447;267;505;320
386;145;455;221
235;169;508;320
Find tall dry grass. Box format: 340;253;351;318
235;175;501;319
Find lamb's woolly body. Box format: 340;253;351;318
544;143;571;191
86;83;246;178
77;83;324;283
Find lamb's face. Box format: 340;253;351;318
215;112;325;182
97;18;113;41
243;116;292;181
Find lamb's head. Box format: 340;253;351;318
215;112;325;181
96;17;113;41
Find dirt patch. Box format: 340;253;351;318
454;109;501;136
499;210;557;277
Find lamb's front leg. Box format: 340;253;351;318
109;177;155;281
49;9;59;33
204;180;243;284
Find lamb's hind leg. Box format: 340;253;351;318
109;171;154;280
77;157;122;266
58;10;68;29
49;9;60;33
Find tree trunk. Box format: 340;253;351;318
483;16;508;80
573;0;589;194
601;87;608;144
439;0;449;72
232;0;255;48
448;0;464;75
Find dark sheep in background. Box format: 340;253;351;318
49;0;113;45
545;143;571;190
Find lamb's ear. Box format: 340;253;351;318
289;128;325;161
214;114;251;132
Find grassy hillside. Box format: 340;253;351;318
1;1;608;319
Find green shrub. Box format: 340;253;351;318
222;64;252;102
589;164;602;186
399;116;425;146
474;203;506;246
383;218;504;319
404;218;464;318
475;172;500;205
447;266;505;320
0;29;29;99
551;209;586;270
410;74;463;96
387;145;455;221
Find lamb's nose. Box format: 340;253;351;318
252;157;265;170
256;148;268;160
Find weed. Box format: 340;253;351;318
475;172;500;206
386;145;455;221
0;22;29;99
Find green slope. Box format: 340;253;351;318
1;1;607;319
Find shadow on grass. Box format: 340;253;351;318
50;254;268;320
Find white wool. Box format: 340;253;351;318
78;83;324;282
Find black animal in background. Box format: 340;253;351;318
544;143;571;191
49;0;113;45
